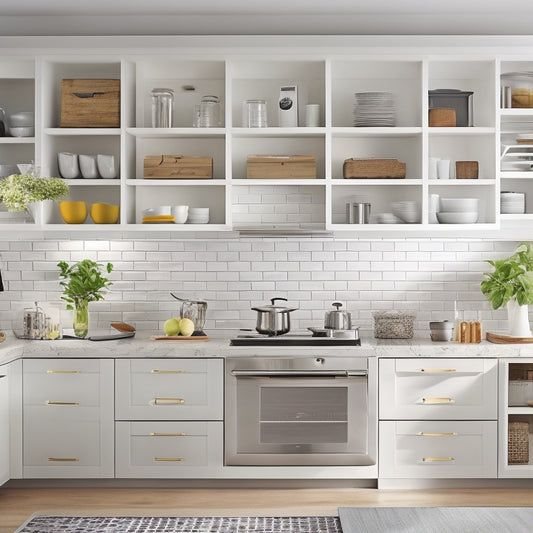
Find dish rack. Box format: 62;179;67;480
501;144;533;172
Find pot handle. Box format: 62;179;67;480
271;297;288;305
332;302;343;310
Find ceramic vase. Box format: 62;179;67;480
507;298;531;337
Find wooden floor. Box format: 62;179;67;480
3;486;533;532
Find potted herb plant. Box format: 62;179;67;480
57;259;114;338
481;243;533;337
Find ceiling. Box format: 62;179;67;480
1;0;533;36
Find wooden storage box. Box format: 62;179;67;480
456;161;479;179
428;108;456;127
60;79;120;128
343;158;406;179
144;155;213;179
246;155;316;179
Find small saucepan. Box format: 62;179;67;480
251;297;299;336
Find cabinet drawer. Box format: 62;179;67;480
379;358;498;420
115;421;223;477
115;359;223;420
23;359;102;406
379;420;497;478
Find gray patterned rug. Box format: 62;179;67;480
15;515;343;533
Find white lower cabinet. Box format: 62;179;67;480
379;420;497;478
0;368;9;485
22;359;114;478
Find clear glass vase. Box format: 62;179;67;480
73;299;89;338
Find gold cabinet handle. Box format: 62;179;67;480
46;370;81;374
149;432;187;437
46;401;79;406
422;457;455;462
48;457;79;462
420;368;456;373
154;457;185;462
151;369;185;374
418;432;458;437
154;398;185;404
422;397;455;404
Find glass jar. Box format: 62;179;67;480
198;95;221;128
151;88;174;128
243;99;268;128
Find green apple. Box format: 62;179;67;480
163;317;181;336
179;317;195;337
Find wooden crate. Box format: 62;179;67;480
428;108;456;127
343;158;406;179
456;160;479;179
143;155;213;179
60;79;120;128
246;155;316;179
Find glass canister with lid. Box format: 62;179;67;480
198;95;221;127
151;88;174;128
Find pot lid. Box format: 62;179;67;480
170;292;207;304
252;297;298;313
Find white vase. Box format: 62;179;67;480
26;202;42;224
507;298;531;337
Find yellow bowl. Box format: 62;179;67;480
59;201;87;224
90;202;119;224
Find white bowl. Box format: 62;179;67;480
9;126;34;137
79;154;99;179
439;197;479;213
142;206;171;217
436;211;479;224
391;201;419;223
97;154;117;179
9;112;34;127
57;152;80;179
171;205;189;224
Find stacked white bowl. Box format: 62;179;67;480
187;207;210;224
390;201;419;223
501;192;525;214
436;197;479;224
9;111;34;137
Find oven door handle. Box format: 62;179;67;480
231;369;367;377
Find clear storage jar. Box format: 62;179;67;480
198;95;221;127
243;99;268;128
372;310;416;339
151;88;174;128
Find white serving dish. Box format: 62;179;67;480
439;197;479;212
9;126;34;137
142;206;171;217
437;211;479;224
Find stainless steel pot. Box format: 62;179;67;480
324;302;352;330
170;292;207;333
251;297;298;336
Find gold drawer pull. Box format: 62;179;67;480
151;369;185;374
154;457;185;462
154;397;185;405
420;368;456;373
418;432;458;437
46;401;79;406
48;457;79;462
422;457;455;462
150;432;187;437
46;370;81;374
422;397;455;404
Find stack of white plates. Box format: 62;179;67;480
353;92;396;127
187;207;210;224
436;197;479;224
501;191;525;214
375;212;402;224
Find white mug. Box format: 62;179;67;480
437;159;451;179
428;157;439;179
305;104;321;127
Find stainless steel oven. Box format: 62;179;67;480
225;355;376;466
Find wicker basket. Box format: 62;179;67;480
508;421;530;464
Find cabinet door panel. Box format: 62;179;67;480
0;372;9;486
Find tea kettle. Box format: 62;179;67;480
170;292;207;335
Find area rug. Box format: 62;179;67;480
15;515;343;533
339;507;533;533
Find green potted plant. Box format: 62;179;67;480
0;173;69;221
481;243;533;337
57;259;114;338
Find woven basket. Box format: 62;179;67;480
508;421;530;464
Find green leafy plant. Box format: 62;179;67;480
481;243;533;309
57;259;114;309
0;173;69;212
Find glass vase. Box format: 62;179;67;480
73;299;89;338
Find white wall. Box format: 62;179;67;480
0;236;519;339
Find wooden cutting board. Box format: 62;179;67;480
486;331;533;344
151;335;210;341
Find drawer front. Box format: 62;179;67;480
115;421;223;477
23;359;102;406
115;359;223;420
379;420;497;478
379;358;498;420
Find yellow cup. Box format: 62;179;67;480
59;201;87;224
90;203;119;224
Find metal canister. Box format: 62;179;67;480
151;88;174;128
346;202;371;224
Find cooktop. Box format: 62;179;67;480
230;334;361;347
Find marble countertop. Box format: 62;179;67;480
0;330;532;366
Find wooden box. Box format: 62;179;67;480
455;160;479;179
428;108;456;127
343;158;406;179
60;79;120;128
143;155;213;179
246;155;316;179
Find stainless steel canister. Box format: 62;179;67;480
151;88;174;128
346;202;371;223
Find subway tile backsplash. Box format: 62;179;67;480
0;237;519;338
